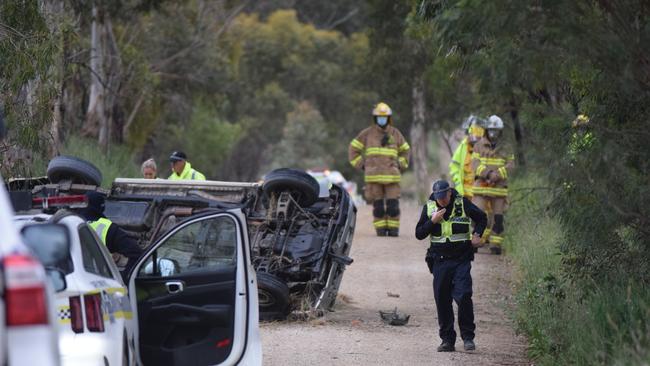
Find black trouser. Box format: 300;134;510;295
431;257;475;343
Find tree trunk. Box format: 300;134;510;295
85;2;108;151
509;99;526;166
40;0;65;157
410;78;429;202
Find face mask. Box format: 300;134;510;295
376;116;388;127
487;129;500;141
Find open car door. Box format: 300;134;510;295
126;210;260;366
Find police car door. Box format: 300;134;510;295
127;211;254;366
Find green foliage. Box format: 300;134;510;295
268;101;331;170
508;175;650;365
164;100;242;180
0;1;59;155
216;10;373;180
60;135;139;186
415;0;650;282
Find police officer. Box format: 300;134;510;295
415;180;487;352
80;192;143;273
168;151;206;180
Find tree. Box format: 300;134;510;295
416;0;650;282
269;101;331;170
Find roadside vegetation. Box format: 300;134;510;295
1;1;649;364
508;176;650;365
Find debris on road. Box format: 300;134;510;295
379;308;410;326
386;291;400;298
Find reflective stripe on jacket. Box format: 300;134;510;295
168;162;206;181
471;137;514;197
348;124;410;184
426;197;471;244
89;217;112;245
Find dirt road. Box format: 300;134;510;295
261;202;529;365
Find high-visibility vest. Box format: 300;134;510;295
89;217;112;245
168;162;206;181
426;197;471;244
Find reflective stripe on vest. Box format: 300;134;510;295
426;197;471;244
89;217;112;245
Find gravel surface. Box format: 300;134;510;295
261;202;530;365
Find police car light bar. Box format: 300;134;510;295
32;195;88;209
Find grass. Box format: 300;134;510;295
505;175;650;365
60;135;140;187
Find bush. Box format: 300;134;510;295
60;135;139;186
507;175;650;365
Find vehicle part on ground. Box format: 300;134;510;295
256;271;290;321
47;155;103;186
262;168;320;207
379;308;410;326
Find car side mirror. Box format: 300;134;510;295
141;257;179;277
46;268;67;292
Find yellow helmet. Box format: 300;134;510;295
468;124;485;138
572;114;590;128
372;102;392;117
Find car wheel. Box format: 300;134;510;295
256;271;290;321
262;168;320;207
47;155;103;186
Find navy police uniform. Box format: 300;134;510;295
415;181;487;350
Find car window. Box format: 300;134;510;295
78;225;114;278
21;223;73;275
139;215;237;277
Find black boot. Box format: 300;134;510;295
437;341;455;352
376;229;388;237
387;229;399;237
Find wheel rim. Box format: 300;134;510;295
258;288;277;307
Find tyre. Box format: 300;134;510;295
47;155;103;186
256;271;290;321
262;168;320;207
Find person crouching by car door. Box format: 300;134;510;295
80;192;143;274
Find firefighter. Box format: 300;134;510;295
449;116;485;198
168;151;206;180
415;180;487;352
80;192;143;273
568;114;594;159
471;115;514;255
349;102;410;236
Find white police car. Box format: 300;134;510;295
13;192;262;366
0;176;60;366
14;202;136;366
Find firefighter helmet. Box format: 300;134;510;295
461;115;478;130
572;114;590;128
486;115;504;129
372;102;392;117
468;124;485;144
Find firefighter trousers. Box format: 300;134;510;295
364;183;401;234
472;195;506;247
